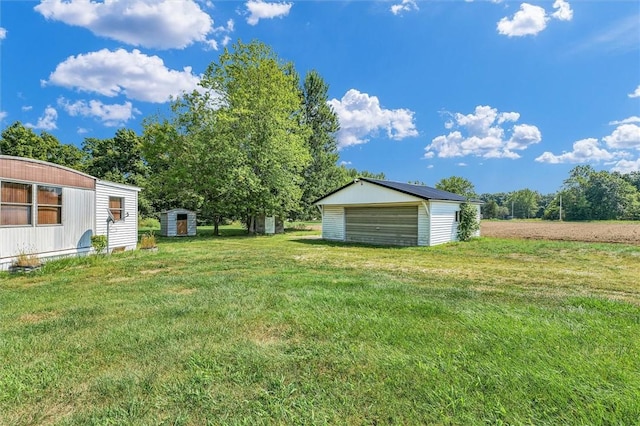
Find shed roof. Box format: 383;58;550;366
314;178;480;204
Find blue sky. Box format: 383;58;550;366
1;0;638;194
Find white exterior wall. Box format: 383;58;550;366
95;180;140;252
321;206;345;241
318;180;423;206
417;203;430;246
0;187;95;269
430;201;460;246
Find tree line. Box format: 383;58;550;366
436;171;640;221
0;41;384;232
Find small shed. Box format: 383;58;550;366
314;178;482;247
160;209;196;237
252;215;284;235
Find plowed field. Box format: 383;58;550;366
481;221;640;244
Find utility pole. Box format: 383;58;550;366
559;194;562;221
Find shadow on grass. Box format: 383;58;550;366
289;237;419;250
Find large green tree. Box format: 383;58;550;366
435;176;477;199
144;40;311;233
507;189;540;219
295;70;342;220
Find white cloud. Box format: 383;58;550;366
206;19;235;51
535;138;617;164
390;0;418;16
77;127;90;135
457;162;468;167
0;27;6;40
34;0;213;50
328;89;418;149
497;1;572;37
0;111;7;121
497;3;548;37
246;0;292;26
612;159;640;174
629;85;640;98
609;116;640;125
26;106;58;131
551;0;573;21
602;124;640;150
22;106;33;112
44;49;201;103
425;105;541;159
58;97;140;127
340;161;352;166
571;15;639;54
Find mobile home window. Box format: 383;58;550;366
109;197;124;221
0;181;33;226
37;186;62;225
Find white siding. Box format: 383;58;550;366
322;206;344;241
0;187;94;269
95;180;139;252
430;201;460;246
418;203;430;246
318;180;423;206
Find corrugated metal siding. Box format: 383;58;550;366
430;202;459;246
322;206;344;241
345;206;418;246
96;181;139;251
160;212;169;236
0;187;94;269
417;203;430;246
0;157;95;189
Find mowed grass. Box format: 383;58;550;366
1;226;639;425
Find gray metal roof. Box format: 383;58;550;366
314;178;479;204
361;178;469;202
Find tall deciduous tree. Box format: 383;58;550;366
144;40;311;233
507;189;540;219
435;176;477;198
296;70;342;219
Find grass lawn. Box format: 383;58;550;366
1;226;639;425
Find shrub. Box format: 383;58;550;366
139;216;160;229
13;251;41;268
91;235;108;255
140;231;157;249
457;202;480;242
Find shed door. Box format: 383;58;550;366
177;213;188;235
345;206;418;246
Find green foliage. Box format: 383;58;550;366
295;70;343;220
435;176;477;198
90;235;108;255
457;202;480;241
139;217;160;229
0;121;85;170
507;188;540;219
543;166;640;221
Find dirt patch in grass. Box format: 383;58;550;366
19;311;60;324
481;221;640;244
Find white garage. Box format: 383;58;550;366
314;178;481;247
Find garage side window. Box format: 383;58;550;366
37;186;63;225
455;211;461;223
0;181;33;226
109;197;124;221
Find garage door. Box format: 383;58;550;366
345;206;418;246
